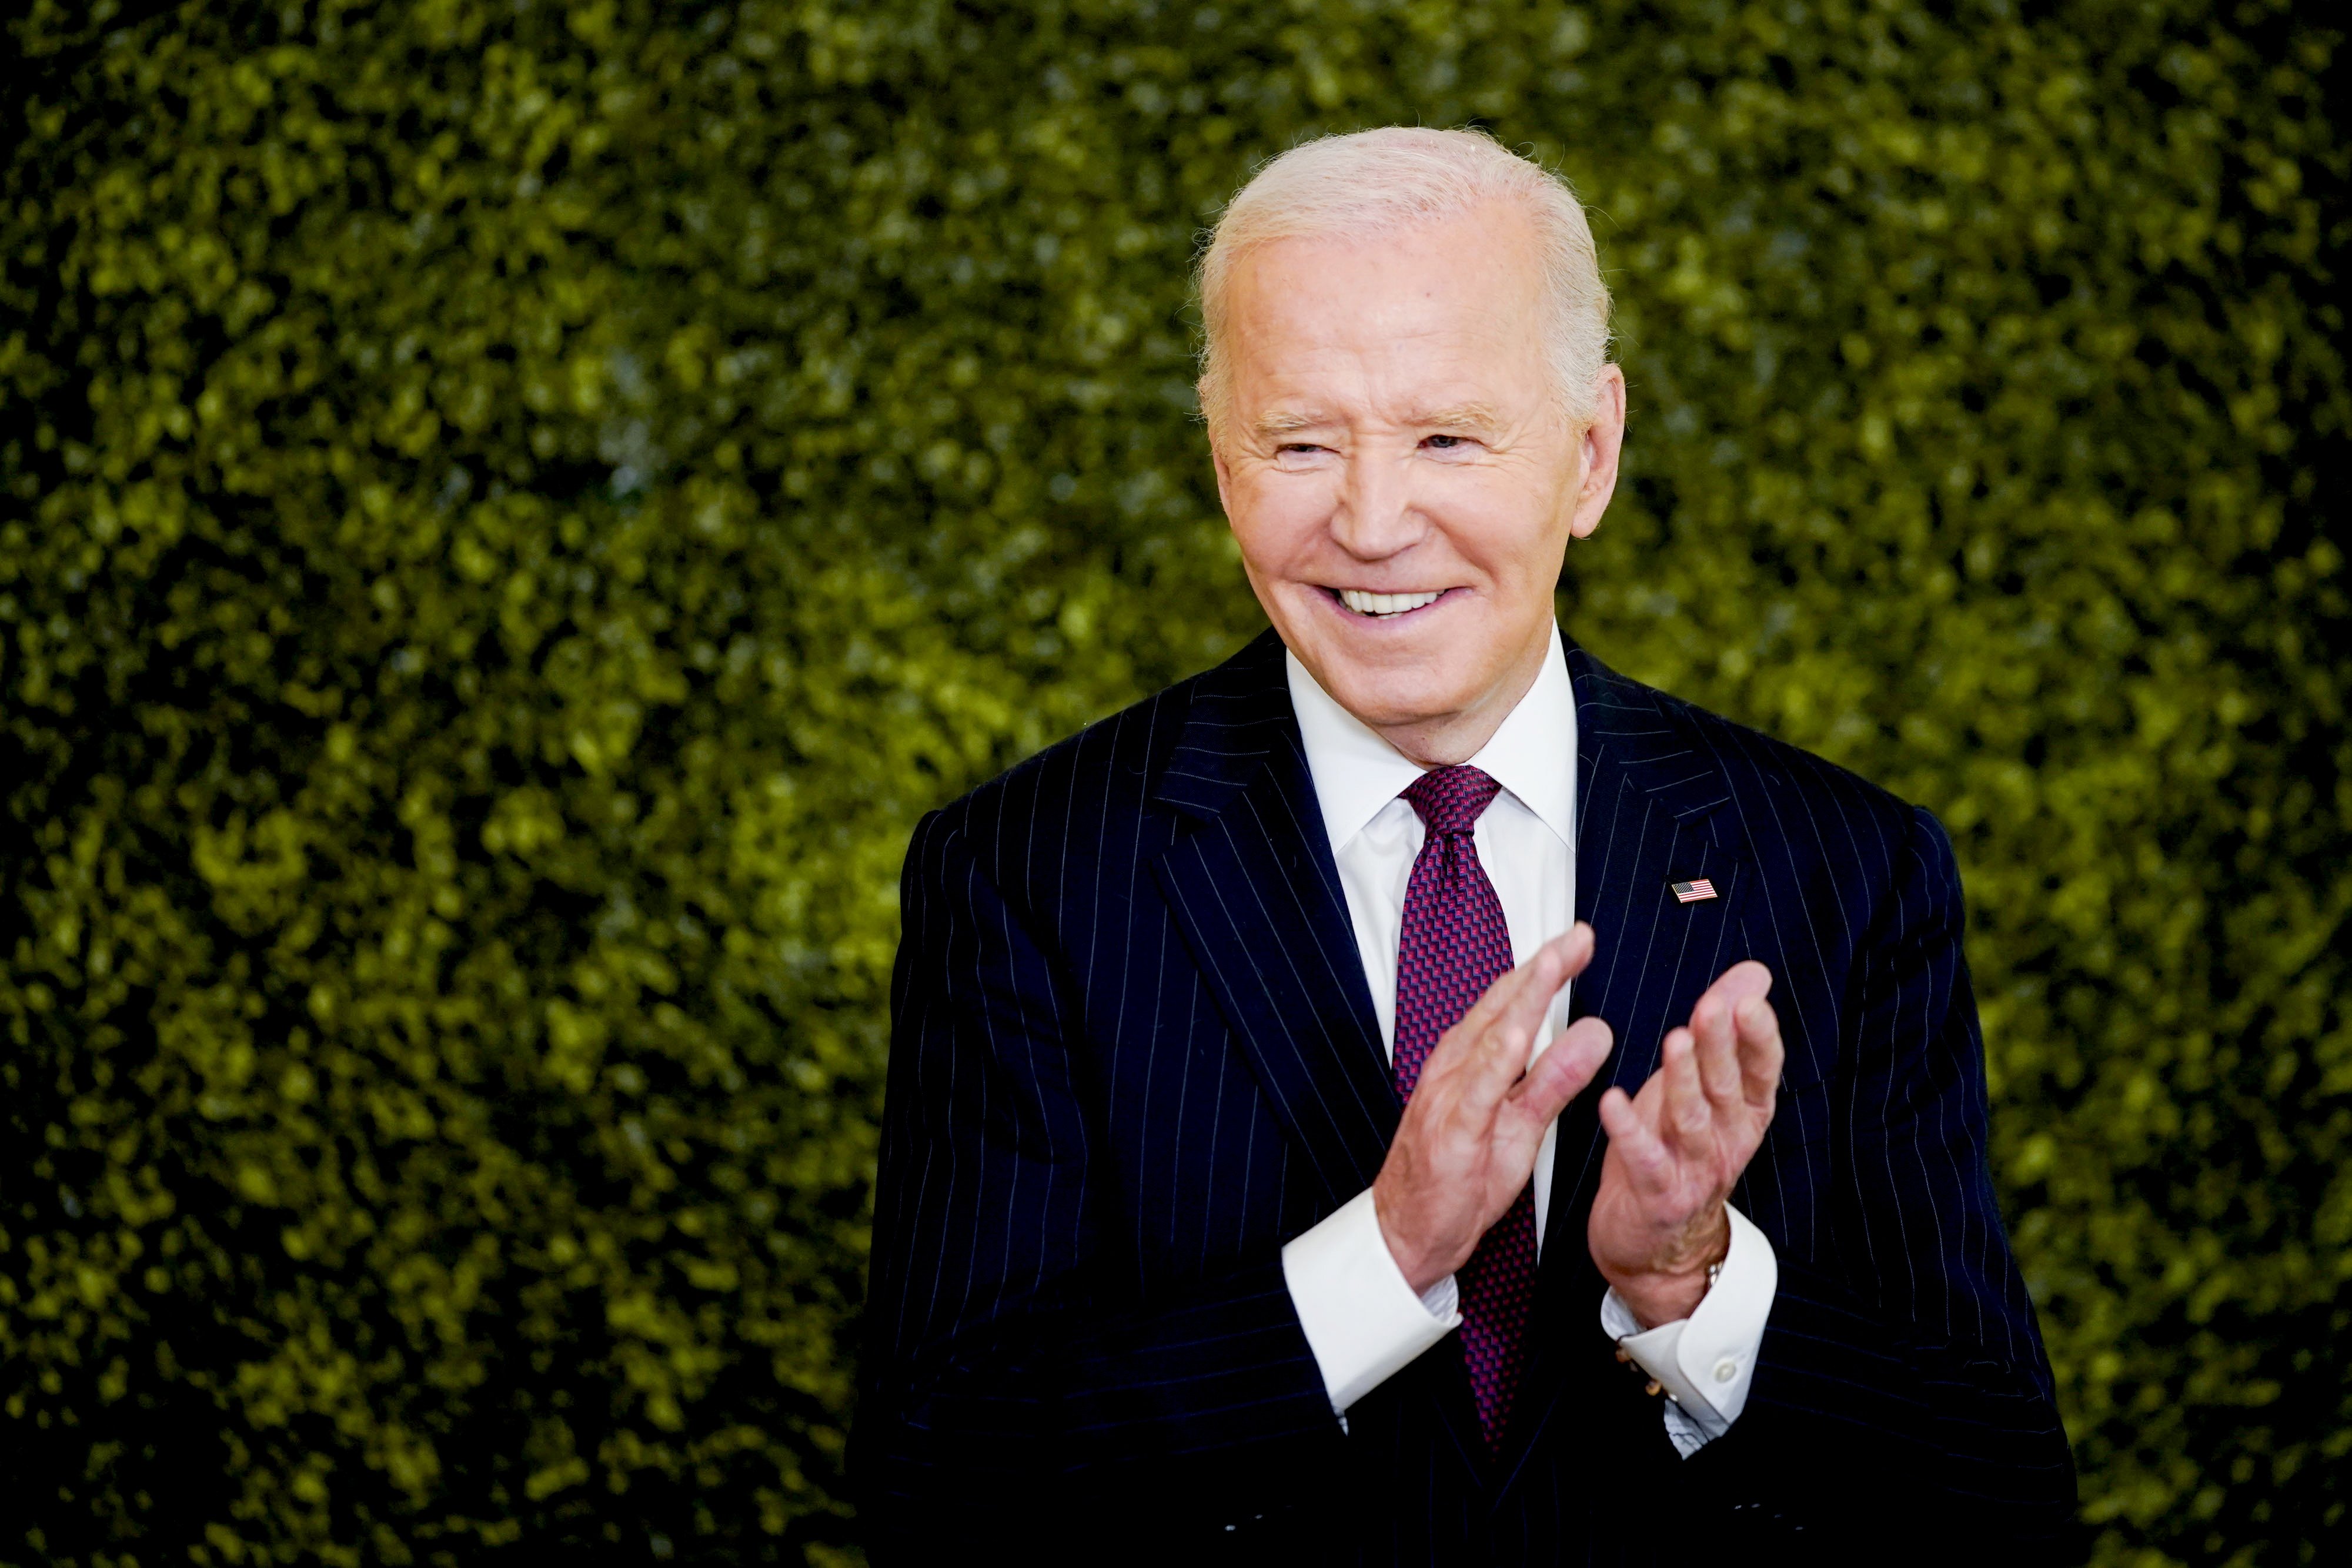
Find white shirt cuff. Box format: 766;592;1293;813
1598;1205;1778;1457
1282;1187;1460;1417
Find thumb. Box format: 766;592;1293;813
1509;1015;1614;1127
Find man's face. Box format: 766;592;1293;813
1210;203;1623;763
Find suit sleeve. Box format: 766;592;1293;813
1692;805;2080;1559
853;808;1340;1549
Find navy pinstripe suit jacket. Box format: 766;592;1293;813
856;629;2078;1564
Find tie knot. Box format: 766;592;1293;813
1401;764;1502;837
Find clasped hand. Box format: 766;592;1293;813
1372;922;1783;1330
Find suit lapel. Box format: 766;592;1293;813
1499;644;1755;1487
1152;631;1397;1211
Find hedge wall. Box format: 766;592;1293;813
2;0;2344;1562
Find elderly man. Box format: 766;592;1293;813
853;128;2077;1562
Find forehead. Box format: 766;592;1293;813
1218;204;1551;415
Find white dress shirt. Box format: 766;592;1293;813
1277;624;1777;1456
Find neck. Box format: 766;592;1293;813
1368;625;1552;768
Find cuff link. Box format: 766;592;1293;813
1612;1255;1728;1402
1612;1341;1669;1400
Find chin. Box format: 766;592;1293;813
1272;586;1508;729
1315;653;1479;731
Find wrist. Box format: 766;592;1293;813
1600;1208;1731;1329
1610;1265;1711;1329
1372;1180;1454;1296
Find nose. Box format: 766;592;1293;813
1328;445;1425;561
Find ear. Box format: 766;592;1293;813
1568;364;1626;541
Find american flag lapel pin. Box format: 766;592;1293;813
1670;878;1718;904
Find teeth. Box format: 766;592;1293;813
1340;589;1444;617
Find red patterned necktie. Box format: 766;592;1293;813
1392;764;1539;1455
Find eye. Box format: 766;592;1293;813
1422;433;1471;450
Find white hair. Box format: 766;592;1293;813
1194;126;1613;434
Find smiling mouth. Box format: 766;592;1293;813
1333;587;1448;618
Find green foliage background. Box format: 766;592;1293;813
1;0;2344;1561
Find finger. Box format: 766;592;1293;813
1597;1084;1639;1142
1690;988;1743;1112
1691;959;1770;1108
1441;925;1578;1058
1415;964;1537;1098
1507;1015;1613;1128
1464;927;1593;1089
1598;1085;1673;1188
1514;924;1593;1011
1456;924;1596;1058
1696;959;1773;1016
1734;994;1785;1109
1659;1028;1712;1143
1495;926;1592;1045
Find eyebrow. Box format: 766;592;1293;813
1251;409;1329;438
1411;402;1505;430
1250;402;1507;440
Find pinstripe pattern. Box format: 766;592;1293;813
855;630;2079;1564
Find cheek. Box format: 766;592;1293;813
1418;472;1560;583
1228;472;1335;571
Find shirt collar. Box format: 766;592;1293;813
1286;622;1578;854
